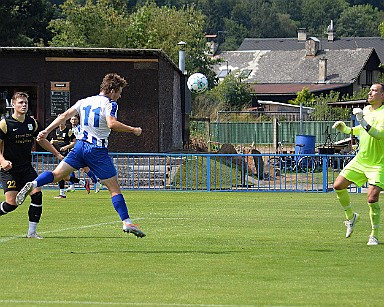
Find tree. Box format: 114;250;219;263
231;0;286;38
337;4;384;37
49;0;216;77
346;0;384;10
49;0;131;48
208;74;254;110
300;0;349;36
127;2;213;77
272;0;304;22
219;18;248;51
311;92;350;121
0;0;54;46
277;13;300;38
289;87;315;106
378;18;384;37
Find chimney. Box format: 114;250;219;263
297;28;307;41
305;37;320;57
327;20;335;41
178;41;186;74
319;57;327;83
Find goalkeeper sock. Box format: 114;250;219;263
368;202;380;238
335;188;354;220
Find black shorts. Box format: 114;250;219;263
0;165;38;193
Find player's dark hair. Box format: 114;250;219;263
100;73;127;94
12;92;29;101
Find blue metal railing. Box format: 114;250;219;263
29;152;362;193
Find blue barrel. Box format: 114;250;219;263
295;135;316;155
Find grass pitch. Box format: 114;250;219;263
1;190;384;306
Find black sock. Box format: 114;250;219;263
69;176;80;184
59;180;65;189
28;204;42;223
0;201;17;215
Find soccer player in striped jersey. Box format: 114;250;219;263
333;83;384;246
17;73;145;237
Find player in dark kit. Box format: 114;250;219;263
0;92;63;238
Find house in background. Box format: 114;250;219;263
238;26;384;63
213;40;381;103
213;24;383;103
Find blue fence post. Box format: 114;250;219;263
322;155;328;192
206;154;211;191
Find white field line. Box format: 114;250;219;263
0;217;187;243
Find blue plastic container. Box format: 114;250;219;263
295;135;316;155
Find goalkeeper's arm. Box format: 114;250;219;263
361;124;384;139
353;108;384;139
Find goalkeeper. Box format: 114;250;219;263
332;83;384;246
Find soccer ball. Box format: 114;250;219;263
187;73;208;94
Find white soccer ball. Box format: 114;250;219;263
187;73;208;94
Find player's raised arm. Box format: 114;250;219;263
106;115;142;136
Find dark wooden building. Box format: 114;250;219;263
0;47;188;153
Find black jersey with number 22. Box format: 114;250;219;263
0;116;40;171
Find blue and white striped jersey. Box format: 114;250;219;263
73;94;118;148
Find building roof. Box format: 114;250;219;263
213;48;377;85
238;36;384;63
0;46;179;70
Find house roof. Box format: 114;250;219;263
238;36;384;63
213;48;377;85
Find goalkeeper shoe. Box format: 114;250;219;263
123;223;146;238
367;236;379;246
16;182;34;206
344;212;359;238
26;232;43;239
85;179;91;194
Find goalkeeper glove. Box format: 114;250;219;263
353;108;363;121
332;121;351;134
353;108;370;131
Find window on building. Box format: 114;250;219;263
239;69;252;79
218;69;231;78
366;70;373;85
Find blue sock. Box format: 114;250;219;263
86;169;98;183
36;171;55;187
111;194;129;221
